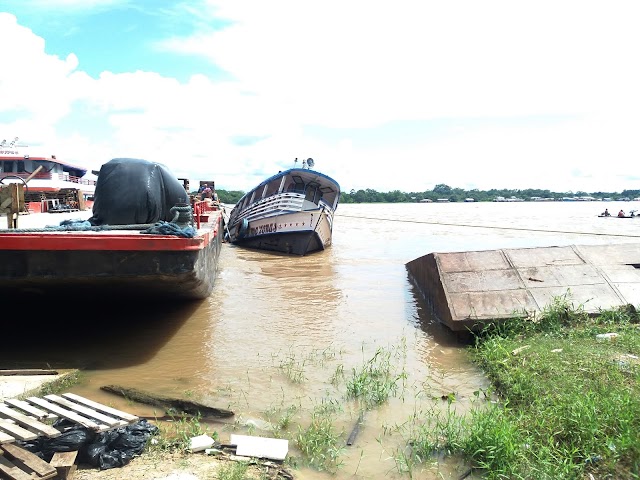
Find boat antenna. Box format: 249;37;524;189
0;140;5;147
9;137;18;147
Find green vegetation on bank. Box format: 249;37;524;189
215;185;640;205
215;189;245;205
462;295;640;479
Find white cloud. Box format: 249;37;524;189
2;1;640;194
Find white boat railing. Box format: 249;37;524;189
0;171;96;187
232;192;336;225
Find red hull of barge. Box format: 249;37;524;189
0;212;223;300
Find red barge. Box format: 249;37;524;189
0;157;223;300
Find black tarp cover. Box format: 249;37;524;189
89;158;189;226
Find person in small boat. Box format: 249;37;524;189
618;209;626;217
602;208;610;216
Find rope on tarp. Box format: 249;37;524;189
141;221;196;238
1;204;198;237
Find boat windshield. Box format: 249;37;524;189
286;175;305;193
305;181;321;203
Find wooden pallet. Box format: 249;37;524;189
0;393;139;479
0;392;139;445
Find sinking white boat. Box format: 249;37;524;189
227;158;340;255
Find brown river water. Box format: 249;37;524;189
2;201;640;479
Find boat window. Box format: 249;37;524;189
305;181;320;202
264;180;280;197
291;175;305;193
34;161;55;173
319;186;337;206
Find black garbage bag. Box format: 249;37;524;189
20;419;158;470
83;443;108;467
89;158;189;226
83;443;133;470
41;425;96;460
80;419;159;470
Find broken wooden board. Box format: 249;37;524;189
0;370;58;377
0;404;61;438
101;384;234;418
49;450;78;480
0;443;57;479
0;418;38;442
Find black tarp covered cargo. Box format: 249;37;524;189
89;158;189;226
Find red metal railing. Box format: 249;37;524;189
191;199;219;228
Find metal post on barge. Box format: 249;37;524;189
0;183;23;229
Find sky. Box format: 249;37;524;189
1;0;640;194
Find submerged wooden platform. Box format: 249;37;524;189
406;243;640;332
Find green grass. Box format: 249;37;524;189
149;413;216;452
345;345;407;409
23;370;83;398
293;399;344;473
216;461;250;480
461;294;640;479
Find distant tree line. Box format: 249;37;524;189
339;184;640;203
216;189;245;205
214;185;640;205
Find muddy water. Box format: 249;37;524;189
3;201;640;479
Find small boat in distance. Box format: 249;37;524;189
227;158;340;255
598;209;638;218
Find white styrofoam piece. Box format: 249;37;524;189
230;434;289;460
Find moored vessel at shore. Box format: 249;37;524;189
0;158;222;300
226;158;340;255
0;138;96;211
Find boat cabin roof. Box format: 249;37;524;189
0;146;88;176
238;167;340;206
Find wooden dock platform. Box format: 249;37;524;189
406;243;640;332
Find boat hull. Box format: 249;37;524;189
229;209;333;255
0;214;222;300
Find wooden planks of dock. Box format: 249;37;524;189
406;243;640;332
0;392;139;480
